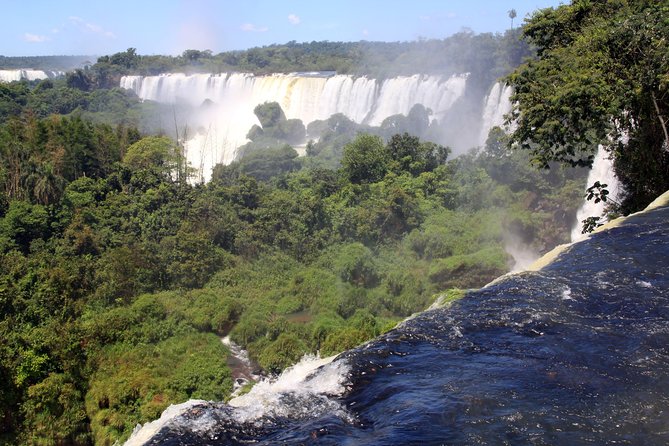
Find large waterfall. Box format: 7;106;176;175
0;69;63;83
120;73;507;181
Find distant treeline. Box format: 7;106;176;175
70;30;531;92
0;55;94;71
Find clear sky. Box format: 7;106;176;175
1;0;564;57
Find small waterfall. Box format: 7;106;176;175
221;336;260;396
479;82;513;146
570;146;621;241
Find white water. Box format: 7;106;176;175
570;146;621;241
221;336;260;396
0;69;63;82
121;72;471;182
227;353;349;422
124;354;349;445
479;82;513;146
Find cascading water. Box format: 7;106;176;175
120;73;470;181
220;336;260;396
570;146;621;241
126;192;669;445
0;69;63;82
478;82;513;147
125;354;350;445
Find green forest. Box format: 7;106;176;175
0;1;666;444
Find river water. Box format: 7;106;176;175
130;200;669;445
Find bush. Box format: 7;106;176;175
428;247;509;288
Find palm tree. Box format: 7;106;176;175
31;161;65;206
508;9;517;29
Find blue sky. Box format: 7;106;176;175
1;0;564;57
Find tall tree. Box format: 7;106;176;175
508;9;517;29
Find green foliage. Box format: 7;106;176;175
508;0;669;212
254;101;286;129
0;201;50;253
256;333;308;373
75;32;530;83
86;332;232;444
123;136;175;170
428;246;509;289
21;373;89;445
341;134;388;184
329;243;379;287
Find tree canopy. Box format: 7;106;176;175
507;0;669;213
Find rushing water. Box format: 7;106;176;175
478;82;513;147
128;195;669;445
571;146;621;242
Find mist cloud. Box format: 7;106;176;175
288;14;301;25
68;16;116;38
241;23;269;32
23;33;49;43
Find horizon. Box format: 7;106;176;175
3;0;564;58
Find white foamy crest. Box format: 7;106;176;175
124;400;208;446
124;354;351;445
561;286;575;301
228;353;350;423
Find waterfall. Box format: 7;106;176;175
366;74;468;125
0;69;63;83
570;146;621;241
120;72;469;181
479;82;513;147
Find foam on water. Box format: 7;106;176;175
228;354;350;422
124;400;208;446
124;354;350;445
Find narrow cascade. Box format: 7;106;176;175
120;72;470;182
221;336;260;396
478;82;513;146
570;146;621;241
